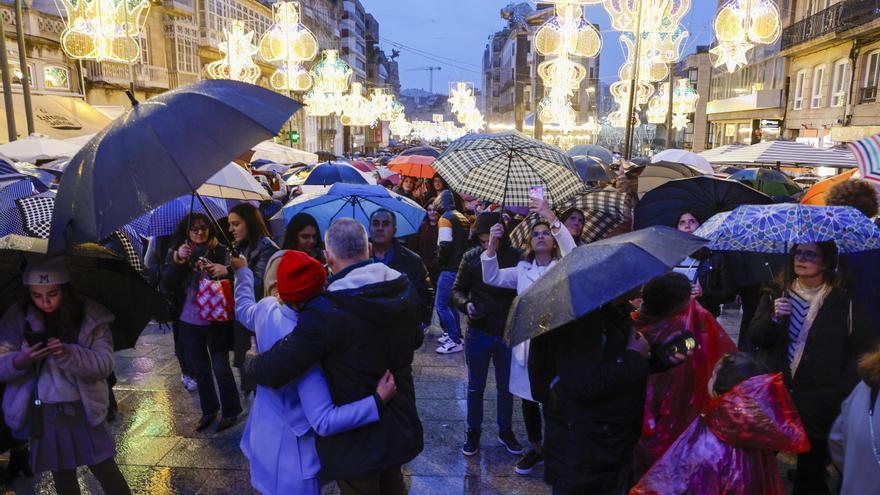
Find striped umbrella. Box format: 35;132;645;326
849;133;880;184
712;140;857;167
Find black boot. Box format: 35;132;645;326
4;445;32;484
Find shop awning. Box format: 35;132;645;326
712;140;857;167
0;93;111;143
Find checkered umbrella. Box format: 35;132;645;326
134;195;229;237
508;188;628;248
433;131;583;207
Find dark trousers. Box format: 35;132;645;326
52;458;131;495
522;399;542;445
178;321;242;418
465;328;513;432
337;466;406;495
793;439;831;495
172;323;194;377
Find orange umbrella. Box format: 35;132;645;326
800;169;858;205
388;154;436;179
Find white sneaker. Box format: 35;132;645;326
436;340;463;354
437;333;451;344
181;375;197;391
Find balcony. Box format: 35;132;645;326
85;62;170;90
135;65;170;89
163;0;194;15
782;0;880;50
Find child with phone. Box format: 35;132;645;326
0;258;130;495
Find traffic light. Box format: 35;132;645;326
288;130;300;143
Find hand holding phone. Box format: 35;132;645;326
528;185;544;202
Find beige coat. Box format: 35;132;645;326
0;298;115;431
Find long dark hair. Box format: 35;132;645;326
777;240;841;289
230;203;271;243
170;213;219;251
283;212;323;253
20;284;83;343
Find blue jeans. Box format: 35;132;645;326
465;328;513;432
435;270;461;343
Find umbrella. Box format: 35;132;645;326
694;204;880;254
198;163;271;201
0;235;165;350
251;140;319;164
0;134;81;162
376;167;401;185
135;195;230;237
0;173;47;210
652;149;713;174
697;144;746;162
567;144;613;164
505;226;707;347
800;169;859;205
399;146;441;158
350;160;377;173
633;176;773;230
508;188;628;248
636;161;702;197
433;131;583;207
303;162;370;186
275;183;426;237
256;162;290;175
47;80;301;254
729;168;802;197
388;154;436;179
571;155;614;183
848;133;880;185
713;140;857;167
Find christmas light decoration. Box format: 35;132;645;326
535;2;602;59
339;82;379;127
259;1;319;92
57;0;151;63
711;0;780;73
448;82;477;115
603;0;690;34
205;20;260;84
646;84;668;124
672;78;699;114
310;49;352;94
389;118;413;138
671;112;690;130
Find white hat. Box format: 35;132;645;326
23;257;71;286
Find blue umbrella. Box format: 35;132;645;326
505;226;708;346
134;195;230;237
567;144;613;164
277;183;425;237
694;204;880;254
302;162;368;186
48;80;302;253
571;155;614;183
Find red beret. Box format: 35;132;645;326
276;250;326;304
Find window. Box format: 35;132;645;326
830;59;849;107
9;61;33;86
794;69;807;109
863;50;880;102
811;65;825;108
43;66;70;90
723;124;736;145
140;26;151;65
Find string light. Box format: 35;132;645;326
205;20;260;83
711;0;780;73
259;1;319;92
57;0;151;63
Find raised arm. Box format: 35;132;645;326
233;266;259;332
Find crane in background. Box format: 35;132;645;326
407;66;442;94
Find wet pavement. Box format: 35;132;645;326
9;310;747;494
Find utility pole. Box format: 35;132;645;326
13;0;33;135
0;17;17;141
622;0;645;160
666;63;675;149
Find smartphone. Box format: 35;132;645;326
662;331;697;360
529;185;544;201
23;331;49;347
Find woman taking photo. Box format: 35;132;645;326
162;213;242;432
749;241;874;494
0;258;130;494
282;212;324;263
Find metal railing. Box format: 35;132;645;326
86;62;171;89
782;0;880;50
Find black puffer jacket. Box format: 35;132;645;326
244;260;424;479
434;190;469;272
451;245;520;337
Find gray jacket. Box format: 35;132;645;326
830;382;880;494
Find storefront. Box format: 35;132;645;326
0;93;111;143
710;118;782;146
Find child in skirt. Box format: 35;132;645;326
0;258;130;495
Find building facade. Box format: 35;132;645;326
675;47;712;152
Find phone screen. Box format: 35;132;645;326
529;185;544;201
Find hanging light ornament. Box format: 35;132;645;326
671;112;690;130
259;1;319;92
448;82;477;114
672;78;699;114
57;0;151;63
646;84;669;124
205;20;260;83
389;118;413;138
305;49;353;117
339;82;379;127
711;0;780;73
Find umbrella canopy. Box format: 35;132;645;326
508;188;628;248
256;162;290;175
848;133;880;185
697;144;746;162
567;144;613;164
276;183;425;237
694;204;880;254
571;155;614;183
652;149;713;174
636;161;702;197
0;134;81;162
47;80;301;254
198;163;271;201
713;140;857;167
434;131;583;207
351;160;377;173
135;195;229;237
388;154;436;179
252;140;319;165
0;173;47;210
634;176;773;230
729;168;802;197
303;162;370;187
800;169;859;205
399;146;441;158
505;226;707;347
0;235;165;350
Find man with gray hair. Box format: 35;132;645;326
244;217;424;495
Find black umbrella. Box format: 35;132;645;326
633;176;773;230
0;235;167;350
636;161;702;197
399;146;441;158
504;226;706;347
571;155;614;183
48;80;302;253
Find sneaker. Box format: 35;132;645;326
462;429;480;456
435;340;463;354
181;375;197;392
437;333;451;344
515;449;543;475
498;429;524;455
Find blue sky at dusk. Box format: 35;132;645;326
365;0;716;92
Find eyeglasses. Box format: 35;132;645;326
189;226;209;233
531;230;552;238
793;250;821;262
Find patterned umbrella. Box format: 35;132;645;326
508;188;628;248
134;195;230;237
849;133;880;184
694;204;880;254
433;131;582;207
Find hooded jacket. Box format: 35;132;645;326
244;260;424;479
434;190;470;272
630;373;810;495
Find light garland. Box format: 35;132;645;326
305;50;352;117
711;0;780;73
259;1;319;92
205;20;260;84
339;82;377;127
447;82;485;133
57;0;151;63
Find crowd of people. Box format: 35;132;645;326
0;152;879;495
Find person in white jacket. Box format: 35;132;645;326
481;197;577;475
232;250;397;495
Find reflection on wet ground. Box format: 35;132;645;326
10;310;749;494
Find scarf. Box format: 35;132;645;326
788;279;831;377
